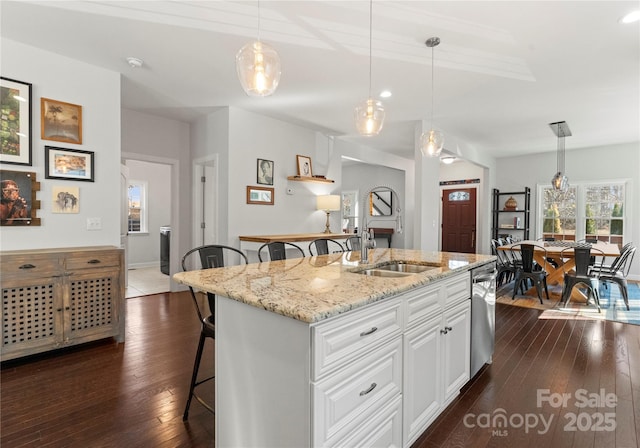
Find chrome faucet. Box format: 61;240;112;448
360;185;403;264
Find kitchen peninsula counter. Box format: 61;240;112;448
173;248;494;323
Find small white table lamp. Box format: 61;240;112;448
316;195;341;234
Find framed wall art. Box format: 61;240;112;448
41;97;82;144
45;146;94;182
246;185;274;205
0;170;41;226
0;77;32;166
296;155;312;177
257;158;274;185
52;185;79;213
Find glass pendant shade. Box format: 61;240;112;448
420;129;444;157
236;41;281;97
354;98;385;136
551;172;569;191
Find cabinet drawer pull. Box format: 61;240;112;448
359;326;378;337
359;382;377;396
445;326;453;332
440;328;448;334
19;264;36;270
87;259;101;264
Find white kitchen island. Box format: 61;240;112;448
173;248;495;448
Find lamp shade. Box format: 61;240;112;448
236;40;281;97
354;98;385;136
317;195;341;211
420;129;444;157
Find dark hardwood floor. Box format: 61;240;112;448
2;292;639;447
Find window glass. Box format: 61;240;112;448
539;182;626;247
448;191;470;201
127;180;147;233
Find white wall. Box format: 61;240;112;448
125;160;171;268
496;142;639;280
0;39;121;251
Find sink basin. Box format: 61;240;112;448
357;269;415;278
376;262;437;273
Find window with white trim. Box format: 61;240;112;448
537;181;627;247
127;180;148;233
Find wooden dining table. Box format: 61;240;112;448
497;240;620;302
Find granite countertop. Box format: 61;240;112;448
172;248;495;324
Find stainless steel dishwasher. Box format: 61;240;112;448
470;263;497;378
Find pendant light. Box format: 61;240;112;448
420;37;444;157
549;121;571;191
236;1;281;97
354;0;385;136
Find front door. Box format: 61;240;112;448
441;188;476;253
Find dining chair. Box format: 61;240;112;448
491;239;517;287
345;235;361;251
559;246;605;311
180;244;248;420
308;238;345;256
591;245;636;311
257;241;305;261
509;243;550;304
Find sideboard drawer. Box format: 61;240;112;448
0;255;61;280
312;298;402;380
66;252;121;270
313;337;402;447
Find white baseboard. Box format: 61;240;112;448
128;261;160;270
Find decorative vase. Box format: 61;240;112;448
504;196;518;211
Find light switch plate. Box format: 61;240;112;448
87;217;102;230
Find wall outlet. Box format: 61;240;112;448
87;217;102;230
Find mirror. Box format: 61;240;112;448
370;190;392;216
246;186;274;205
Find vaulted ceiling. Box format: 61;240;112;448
2;1;638;160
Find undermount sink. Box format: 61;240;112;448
357;269;415;278
376;262;438;273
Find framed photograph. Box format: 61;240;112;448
257;158;274;185
52;185;79;213
41;97;82;144
45;146;94;182
246;185;274;205
0;170;41;226
296;155;313;177
0;77;32;166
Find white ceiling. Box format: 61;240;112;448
2;1;639;160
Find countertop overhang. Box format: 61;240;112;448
173;248;495;323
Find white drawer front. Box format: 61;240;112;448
329;395;403;448
404;286;441;328
313;337;403;447
312;298;402;380
443;272;470;307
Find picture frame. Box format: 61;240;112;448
246;185;274;205
52;185;80;214
0;170;41;226
257;158;274;185
0;77;32;166
296;155;313;177
41;97;82;144
45;146;94;182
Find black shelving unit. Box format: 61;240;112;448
492;187;530;241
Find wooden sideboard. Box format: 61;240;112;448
0;246;125;362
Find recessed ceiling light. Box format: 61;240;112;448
379;90;392;98
126;57;144;68
620;10;640;24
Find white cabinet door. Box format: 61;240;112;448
402;315;442;446
441;300;471;405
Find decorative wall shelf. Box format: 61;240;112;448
287;176;334;184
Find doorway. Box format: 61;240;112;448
441;187;477;253
122;157;174;296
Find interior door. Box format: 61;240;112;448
441;188;477;253
120;164;129;286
